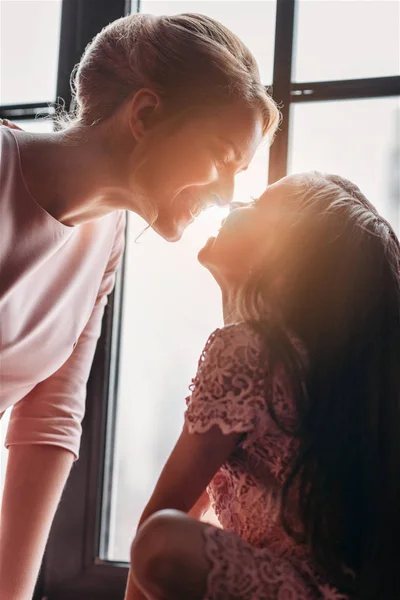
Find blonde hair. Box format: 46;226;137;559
65;12;279;137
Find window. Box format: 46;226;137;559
0;0;62;105
137;0;277;83
293;0;400;82
1;1;398;598
290;97;400;233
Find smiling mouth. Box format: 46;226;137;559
189;200;205;219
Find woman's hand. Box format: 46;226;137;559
0;118;21;130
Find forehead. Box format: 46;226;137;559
192;104;264;153
258;175;300;206
212;103;263;134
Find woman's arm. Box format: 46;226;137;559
0;445;74;600
0;213;126;598
0;119;21;130
124;423;241;600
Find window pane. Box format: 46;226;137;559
289;97;400;234
133;0;277;84
293;0;400;82
0;0;62;104
11;118;55;133
102;145;269;562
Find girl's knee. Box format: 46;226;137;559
130;510;187;591
130;510;209;599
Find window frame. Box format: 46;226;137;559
1;0;397;598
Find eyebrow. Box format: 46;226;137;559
218;137;244;163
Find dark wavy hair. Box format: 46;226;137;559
237;172;400;598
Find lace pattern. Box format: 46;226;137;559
184;323;348;599
185;324;271;437
202;526;349;600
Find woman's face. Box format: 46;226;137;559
198;175;297;289
131;103;264;242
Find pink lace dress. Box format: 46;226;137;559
185;322;348;600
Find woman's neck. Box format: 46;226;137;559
14;123;143;226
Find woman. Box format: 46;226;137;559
0;12;279;599
126;173;400;599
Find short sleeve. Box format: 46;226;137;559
184;323;269;438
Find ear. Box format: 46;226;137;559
128;88;163;140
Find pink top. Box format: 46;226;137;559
0;128;125;459
185;323;349;599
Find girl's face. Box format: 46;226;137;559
198;175;297;289
130;103;264;242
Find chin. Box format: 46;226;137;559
198;236;217;267
151;205;194;243
151;217;185;243
198;248;226;293
154;227;183;243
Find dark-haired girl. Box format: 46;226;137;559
127;172;400;600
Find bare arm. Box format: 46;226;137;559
138;424;240;524
0;445;74;600
0;213;125;599
124;424;241;600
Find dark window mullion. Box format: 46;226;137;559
268;0;296;184
92;257;126;566
56;0;131;112
0;102;54;121
291;75;400;102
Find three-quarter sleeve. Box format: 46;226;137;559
5;211;126;459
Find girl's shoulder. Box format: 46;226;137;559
202;321;308;385
206;321;263;350
201;321;265;369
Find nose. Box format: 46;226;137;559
211;172;235;208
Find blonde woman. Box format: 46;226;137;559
0;12;278;599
